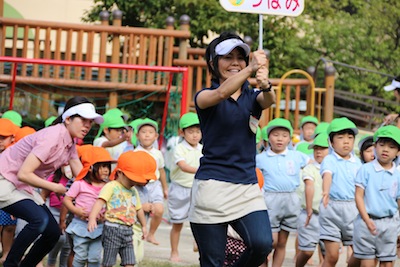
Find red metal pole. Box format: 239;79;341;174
9;63;17;110
159;72;173;148
180;68;189;116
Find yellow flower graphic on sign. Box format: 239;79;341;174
229;0;244;6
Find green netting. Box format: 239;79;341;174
0;71;184;144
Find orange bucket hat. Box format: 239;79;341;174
110;151;156;184
15;126;36;143
0;118;19;137
76;144;93;159
75;146;116;180
256;167;264;189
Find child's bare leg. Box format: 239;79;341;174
272;230;290;267
379;261;394;267
346;246;360;267
0;225;16;262
359;259;378;267
296;250;314;267
321;241;340;267
169;223;183;262
146;202;163;245
318;244;324;267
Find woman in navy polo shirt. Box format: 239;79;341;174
188;32;275;267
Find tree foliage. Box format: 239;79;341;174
83;0;400;99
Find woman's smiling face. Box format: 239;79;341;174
218;48;247;84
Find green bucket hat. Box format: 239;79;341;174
327;117;358;136
136;118;158;132
357;134;373;151
261;126;269;142
308;133;329;150
95;108;128;138
296;142;313;155
266;118;293;137
2;110;22;127
256;126;262;143
129;118;143;146
312;122;329;138
373;125;400;146
44;116;57;127
300;116;319;128
179;112;200;129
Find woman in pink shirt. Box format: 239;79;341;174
0;96;103;267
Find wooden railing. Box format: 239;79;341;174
0;14;190;87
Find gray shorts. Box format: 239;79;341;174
319;199;358;246
168;182;191;223
145;180;163;204
297;209;324;252
264;191;300;232
353;214;398;262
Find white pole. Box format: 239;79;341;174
258;14;263;50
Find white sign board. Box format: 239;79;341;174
220;0;304;16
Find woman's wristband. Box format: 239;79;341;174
260;81;273;92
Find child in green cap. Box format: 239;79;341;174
357;134;375;163
256;118;310;267
294;116;319;155
296;133;330;267
319;117;362;267
353;125;400;266
134;118;167;245
168;112;203;262
93;110;129;160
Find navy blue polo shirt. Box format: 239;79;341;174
194;81;262;184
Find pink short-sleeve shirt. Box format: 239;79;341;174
0;124;77;194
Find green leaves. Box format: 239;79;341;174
82;0;400;98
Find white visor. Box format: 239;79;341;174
384;79;400;91
62;103;104;124
214;38;250;58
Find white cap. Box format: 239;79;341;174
62;103;104;124
384;79;400;91
214;38;250;58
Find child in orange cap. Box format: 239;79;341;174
0;118;18;153
0;118;19;264
88;151;155;267
63;146;114;267
14;126;36;143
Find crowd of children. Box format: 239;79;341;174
0;94;400;267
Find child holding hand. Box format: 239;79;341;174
63;146;114;267
168;112;203;262
88;151;155;267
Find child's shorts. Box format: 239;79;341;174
168;182;191;223
102;222;135;266
264;191;300;232
297;209;324;253
145;180;163;204
353;214;398;261
0;210;17;226
319;199;358;245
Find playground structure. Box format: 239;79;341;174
0;10;393;134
